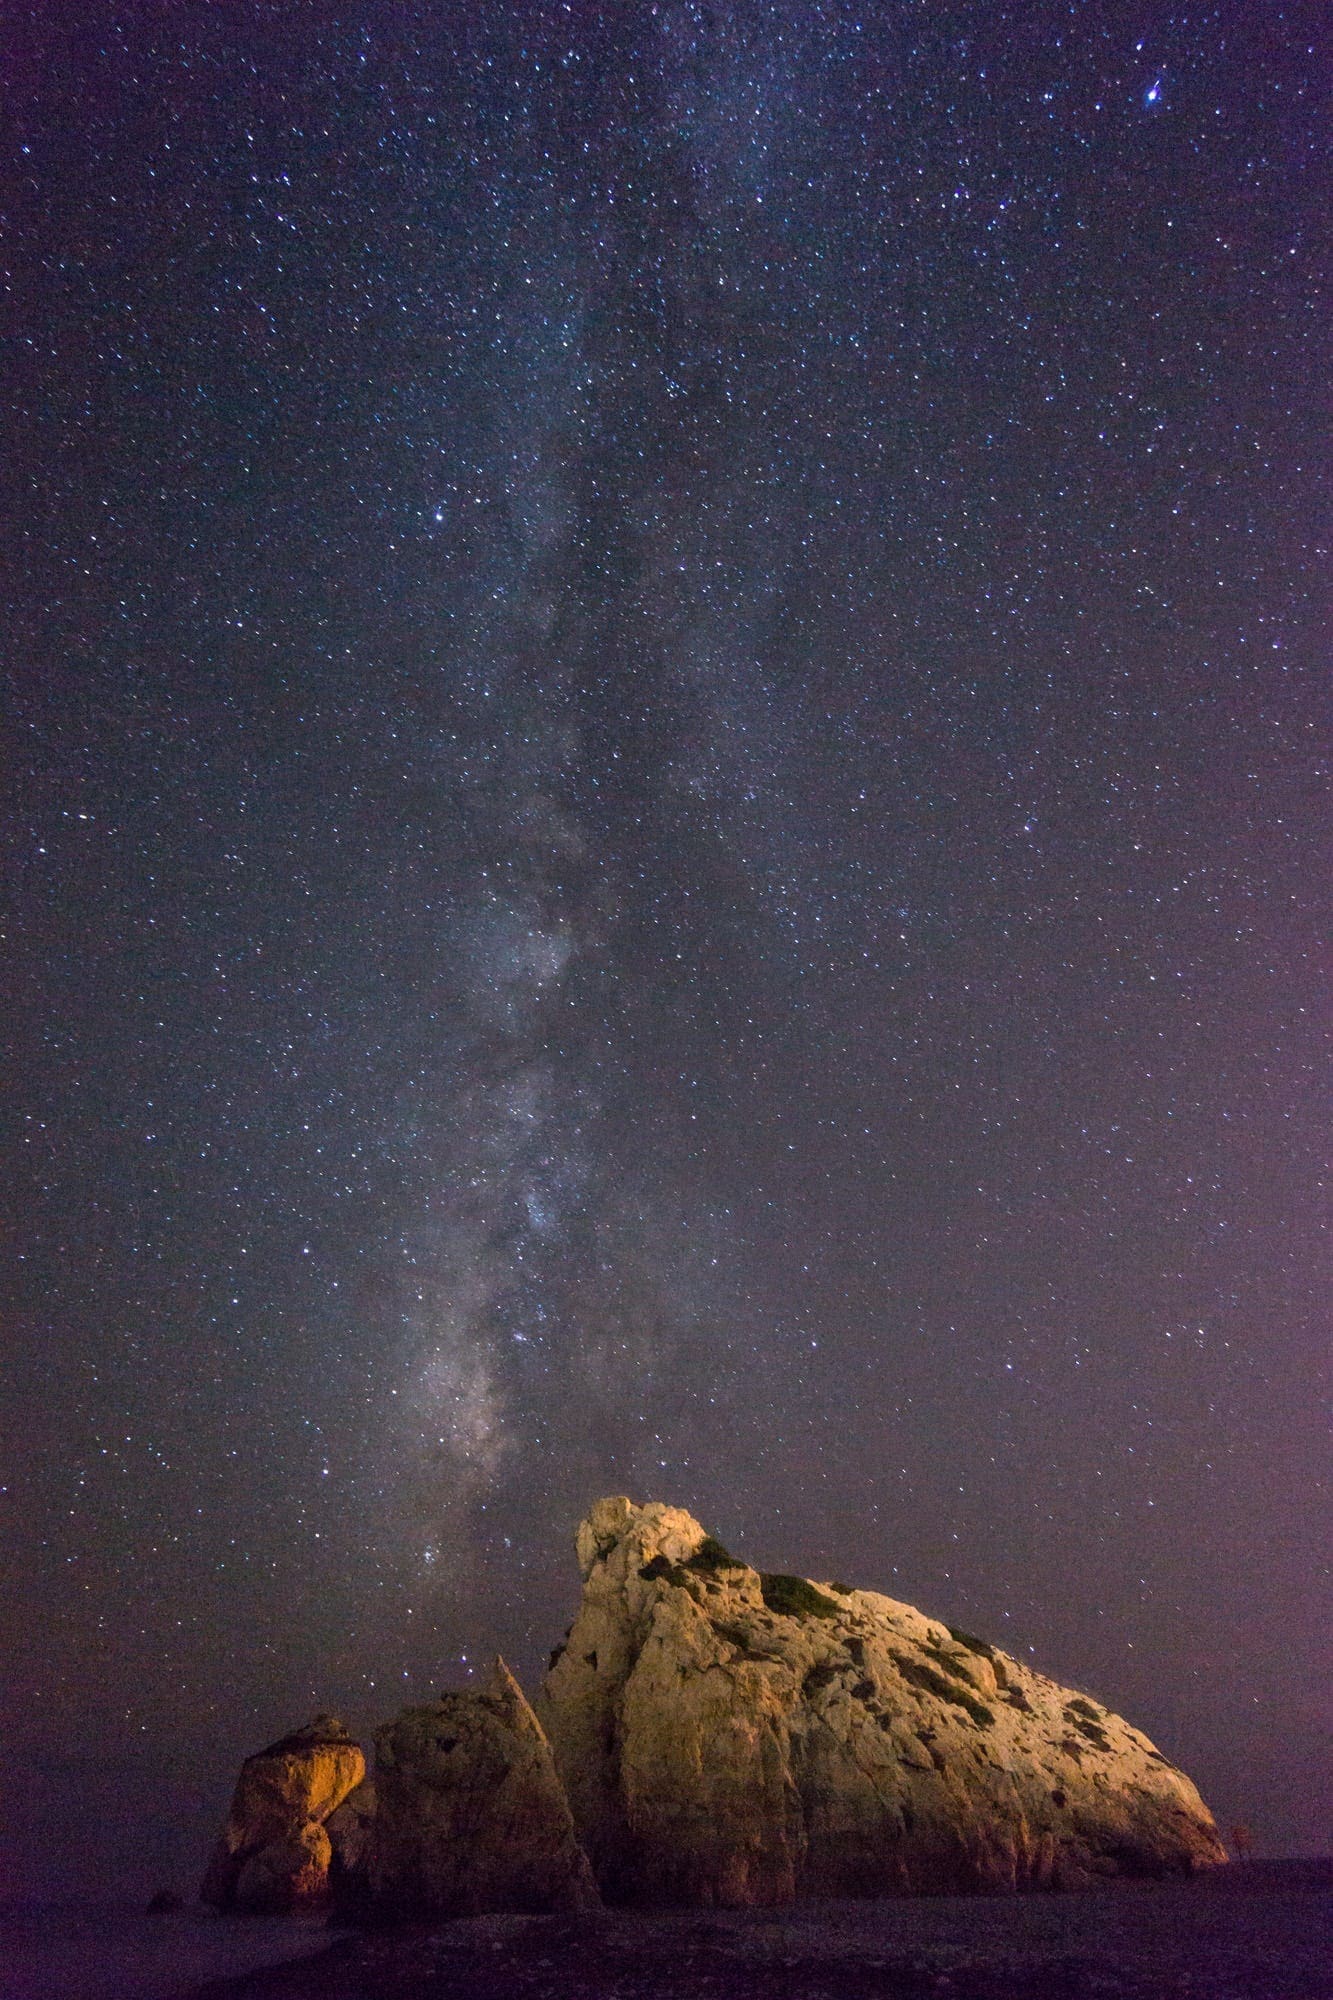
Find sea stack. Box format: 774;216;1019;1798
536;1497;1229;1905
200;1714;365;1913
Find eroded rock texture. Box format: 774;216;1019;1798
325;1777;377;1911
537;1497;1228;1905
369;1656;599;1917
200;1714;365;1912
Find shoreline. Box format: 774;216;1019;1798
3;1863;1327;2000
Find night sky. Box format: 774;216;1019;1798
2;2;1328;1896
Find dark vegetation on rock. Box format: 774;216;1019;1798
759;1571;843;1620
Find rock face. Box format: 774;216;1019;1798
200;1714;365;1913
325;1778;377;1911
369;1656;599;1917
536;1498;1228;1906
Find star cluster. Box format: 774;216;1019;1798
1;2;1326;1889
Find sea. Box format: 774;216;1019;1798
0;1901;341;2000
3;1863;1330;1999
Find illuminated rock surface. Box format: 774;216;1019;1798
200;1715;365;1913
537;1498;1229;1905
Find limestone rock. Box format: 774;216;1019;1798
233;1821;331;1914
369;1656;599;1917
200;1714;365;1912
326;1778;377;1910
536;1498;1229;1905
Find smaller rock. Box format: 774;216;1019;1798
201;1713;366;1912
370;1656;599;1918
145;1889;183;1915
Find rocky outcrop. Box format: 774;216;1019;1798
199;1502;1229;1918
200;1714;365;1913
368;1656;599;1917
536;1498;1229;1906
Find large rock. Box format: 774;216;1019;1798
369;1656;599;1917
200;1714;365;1912
536;1497;1229;1905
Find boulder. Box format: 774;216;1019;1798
200;1714;365;1912
369;1657;599;1917
536;1497;1229;1905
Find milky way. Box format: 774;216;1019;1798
2;2;1327;1889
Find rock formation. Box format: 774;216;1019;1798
536;1497;1228;1905
200;1714;365;1913
200;1501;1229;1918
368;1656;599;1917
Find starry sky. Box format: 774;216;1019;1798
2;1;1328;1894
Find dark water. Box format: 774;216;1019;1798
0;1903;341;2000
3;1867;1329;2000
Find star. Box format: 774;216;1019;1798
2;0;1322;1897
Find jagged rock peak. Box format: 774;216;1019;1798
574;1495;710;1580
368;1654;600;1918
536;1497;1228;1906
